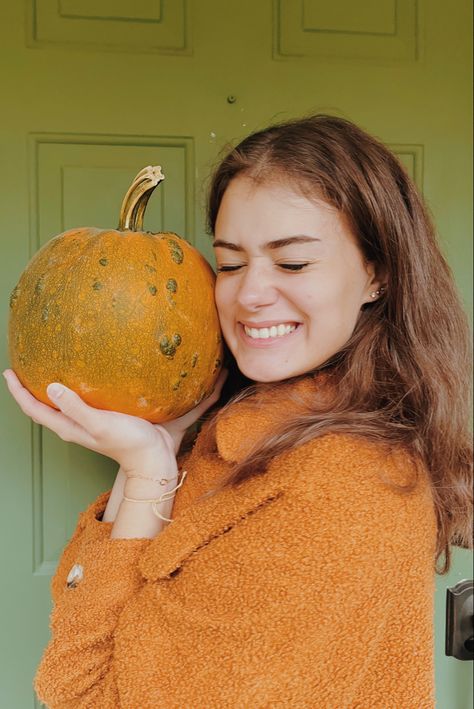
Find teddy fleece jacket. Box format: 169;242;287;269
34;374;437;708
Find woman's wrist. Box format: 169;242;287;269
123;470;179;500
120;444;178;483
111;465;181;540
111;495;170;539
101;467;127;522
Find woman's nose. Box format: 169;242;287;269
236;264;278;309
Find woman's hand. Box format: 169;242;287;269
2;368;228;479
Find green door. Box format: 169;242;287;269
0;2;472;707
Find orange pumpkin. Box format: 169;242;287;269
8;166;223;422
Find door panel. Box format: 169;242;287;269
0;1;471;707
30;0;189;53
33;136;193;245
276;0;418;61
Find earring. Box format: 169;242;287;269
370;285;386;299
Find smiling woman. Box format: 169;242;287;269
213;177;385;382
202;114;472;570
14;114;472;709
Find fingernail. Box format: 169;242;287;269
47;383;64;399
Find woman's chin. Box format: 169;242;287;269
235;360;294;384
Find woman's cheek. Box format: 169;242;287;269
215;285;233;335
214;280;226;314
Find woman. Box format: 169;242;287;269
4;114;472;708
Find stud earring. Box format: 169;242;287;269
370;285;386;299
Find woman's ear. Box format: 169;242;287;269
362;261;388;305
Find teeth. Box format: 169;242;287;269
244;323;297;339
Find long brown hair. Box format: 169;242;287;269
198;114;472;575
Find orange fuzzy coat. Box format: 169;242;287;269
34;375;437;708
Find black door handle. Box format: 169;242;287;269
445;579;473;661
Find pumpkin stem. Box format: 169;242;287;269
118;166;165;231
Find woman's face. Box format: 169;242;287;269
213;176;383;383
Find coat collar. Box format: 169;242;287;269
215;370;331;462
139;371;331;582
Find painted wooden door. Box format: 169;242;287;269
0;1;472;707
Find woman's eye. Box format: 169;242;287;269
216;262;310;273
278;263;309;271
216;265;243;272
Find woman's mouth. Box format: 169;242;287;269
239;322;301;346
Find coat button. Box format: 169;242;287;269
66;564;84;589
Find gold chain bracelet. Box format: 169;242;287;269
123;470;188;522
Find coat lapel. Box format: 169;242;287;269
139;372;329;582
138;465;286;581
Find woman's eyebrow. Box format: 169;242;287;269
212;235;321;251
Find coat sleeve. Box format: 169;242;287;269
156;435;436;708
33;490;152;709
34;448;195;709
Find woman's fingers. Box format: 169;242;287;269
3;370;172;474
45;383;103;433
3;369;98;447
4;365;229;462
